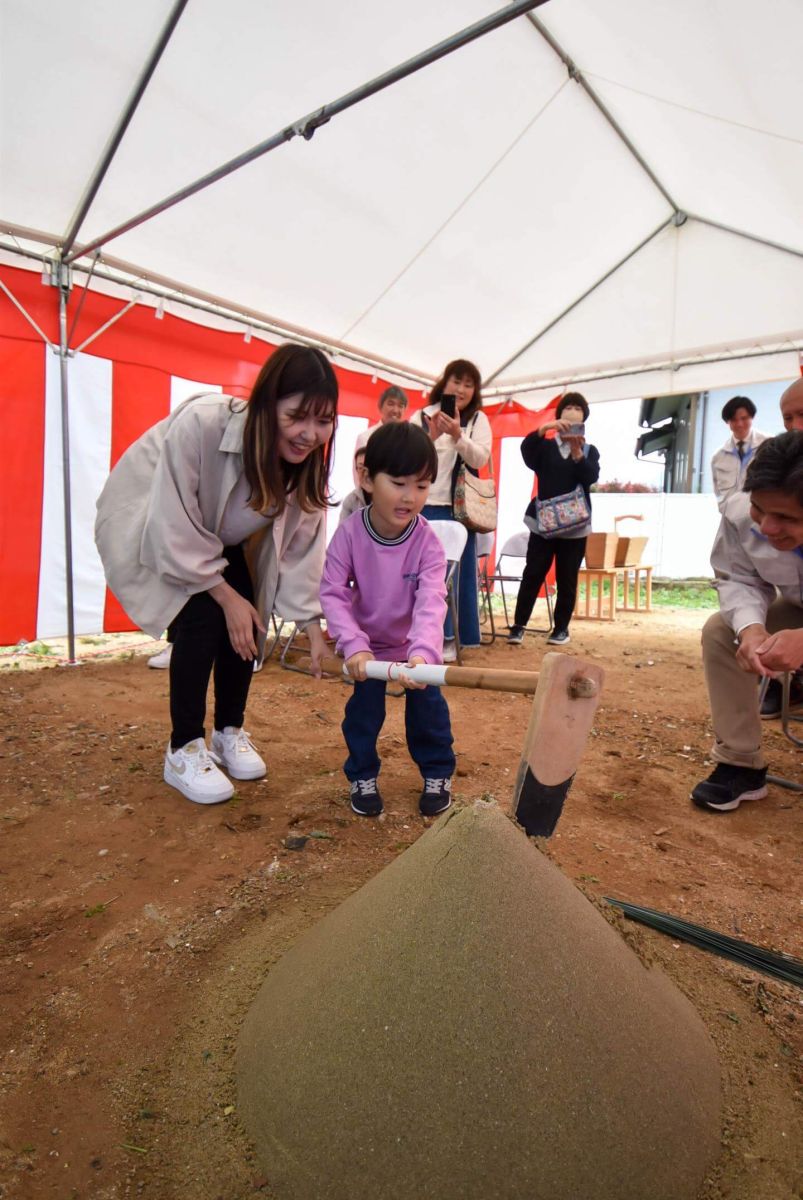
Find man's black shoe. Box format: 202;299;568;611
691;764;768;812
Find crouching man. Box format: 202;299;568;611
692;431;803;812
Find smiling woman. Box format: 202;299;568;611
95;343;338;807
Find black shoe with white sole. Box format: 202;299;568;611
419;777;452;817
546;629;570;645
350;777;384;817
690;764;768;812
507;625;525;645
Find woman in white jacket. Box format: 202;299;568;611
410;358;492;657
96;343;336;805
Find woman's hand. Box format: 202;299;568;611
345;650;375;681
398;655;427;690
209;581;266;660
306;623;328;679
431;411;461;442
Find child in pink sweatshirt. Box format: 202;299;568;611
321;421;455;818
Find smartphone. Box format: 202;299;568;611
441;394;456;419
568;422;585;436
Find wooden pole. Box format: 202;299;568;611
314;653;595;697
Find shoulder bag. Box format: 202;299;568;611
452;415;497;534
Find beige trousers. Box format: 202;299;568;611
702;599;803;768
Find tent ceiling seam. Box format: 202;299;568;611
525;12;681;215
483;215;674;384
336;77;570;344
688;214;803;262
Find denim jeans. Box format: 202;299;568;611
342;678;455;781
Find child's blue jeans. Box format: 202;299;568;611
343;678;455;782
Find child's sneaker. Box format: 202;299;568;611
350;778;384;817
419;777;452;817
164;739;234;805
210;727;267;780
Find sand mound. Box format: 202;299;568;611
237;803;721;1199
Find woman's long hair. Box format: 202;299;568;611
429;358;483;423
242;343;338;515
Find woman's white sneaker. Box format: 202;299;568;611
210;727;267;780
164;739;234;804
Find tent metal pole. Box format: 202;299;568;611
63;0;549;265
56;261;78;665
0;276;55;348
484;216;674;384
689;214;803;262
73;296;140;355
525;13;680;214
61;0;190;259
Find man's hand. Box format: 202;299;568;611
398;654;428;690
755;628;803;674
210;581;266;660
735;624;772;675
306;623;328;679
345;650;375;681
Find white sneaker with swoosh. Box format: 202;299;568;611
210;727;267;780
164;739;234;804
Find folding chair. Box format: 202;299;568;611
429;520;468;664
758;673;803;792
476;531;497;643
485;530;554;634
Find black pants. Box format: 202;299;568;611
169;544;256;750
513;533;587;633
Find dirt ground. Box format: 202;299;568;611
1;607;801;1200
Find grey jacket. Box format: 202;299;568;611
711;491;803;634
95;394;326;640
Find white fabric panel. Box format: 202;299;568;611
326;415;367;542
0;0;175;233
503;220;803;385
38;353;113;637
495;437;532;572
170;375;222;410
590;493;722;578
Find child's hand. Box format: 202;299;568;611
398;655;427;690
345;650;375;681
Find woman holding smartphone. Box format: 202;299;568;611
409;358;492;659
507;392;600;647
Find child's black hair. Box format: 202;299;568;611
363;421;438;482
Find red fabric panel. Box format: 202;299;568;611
0;338;45;642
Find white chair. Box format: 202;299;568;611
429;520;468;664
487;530;554;634
475;531;497;643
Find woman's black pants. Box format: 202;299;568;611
168;544;256;750
513;532;587;633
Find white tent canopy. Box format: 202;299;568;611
2;0;803;399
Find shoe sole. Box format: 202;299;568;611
209;748;266;781
350;800;383;817
546;637;570;645
420;797;452;818
691;785;768;812
163;765;234;805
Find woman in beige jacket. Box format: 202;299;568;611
96;343;337;805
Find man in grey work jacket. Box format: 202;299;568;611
692;430;803;812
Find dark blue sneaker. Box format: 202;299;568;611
546;629;570;645
691;764;768;812
350;778;383;817
419;777;452;817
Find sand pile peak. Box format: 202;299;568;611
238;802;720;1199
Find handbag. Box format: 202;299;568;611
453;418;497;533
530;484;590;539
